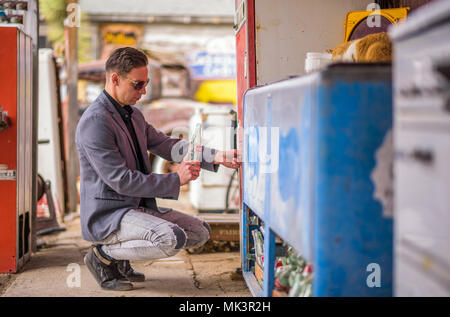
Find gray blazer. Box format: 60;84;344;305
75;92;219;242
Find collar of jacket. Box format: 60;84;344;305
99;90;140;162
102;89;134;120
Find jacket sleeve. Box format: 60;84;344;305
145;121;220;172
77;114;180;199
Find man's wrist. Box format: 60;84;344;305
213;150;223;165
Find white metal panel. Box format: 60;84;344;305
394;122;450;296
254;0;374;85
37;49;64;212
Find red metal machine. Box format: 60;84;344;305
235;0;256;202
235;0;257;263
0;26;34;273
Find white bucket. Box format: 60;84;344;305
305;52;332;74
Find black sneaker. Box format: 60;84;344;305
84;246;134;291
117;260;145;282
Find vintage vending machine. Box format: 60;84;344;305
0;26;34;273
242;64;394;297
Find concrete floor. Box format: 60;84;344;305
0;189;251;297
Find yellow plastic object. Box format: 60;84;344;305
344;8;409;41
194;79;237;105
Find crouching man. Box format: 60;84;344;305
75;47;240;291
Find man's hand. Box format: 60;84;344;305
214;149;242;169
176;157;201;186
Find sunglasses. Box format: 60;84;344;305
124;76;150;91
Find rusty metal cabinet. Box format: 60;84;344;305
0;26;34;273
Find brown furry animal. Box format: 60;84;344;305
331;32;392;62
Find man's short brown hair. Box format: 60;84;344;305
105;47;148;75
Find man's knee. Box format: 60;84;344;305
184;221;211;249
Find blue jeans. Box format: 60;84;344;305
96;208;211;261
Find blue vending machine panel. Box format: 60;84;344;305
243;87;269;220
313;65;393;297
243;64;393;297
244;75;317;259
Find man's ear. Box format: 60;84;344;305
110;72;120;86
